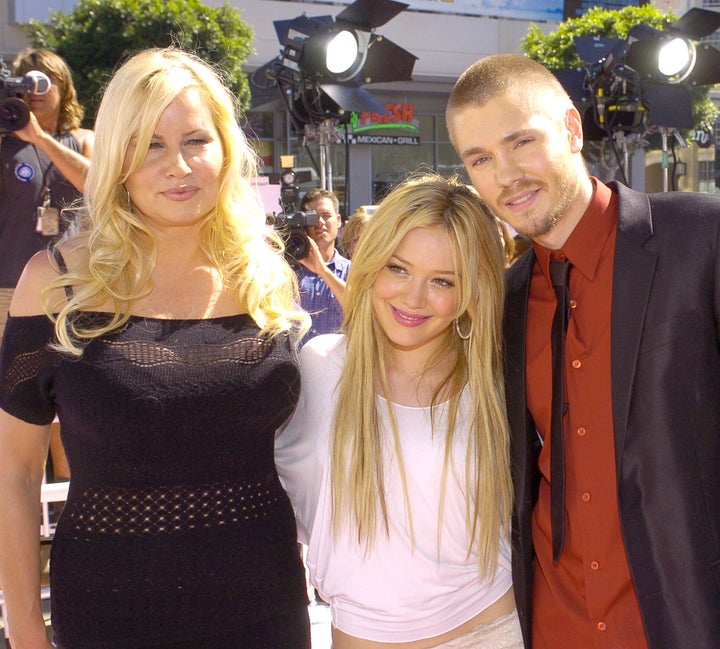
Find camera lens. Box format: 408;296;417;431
0;97;30;131
285;232;309;263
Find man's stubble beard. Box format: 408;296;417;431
503;165;580;241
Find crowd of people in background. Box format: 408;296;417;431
0;43;719;649
339;204;376;259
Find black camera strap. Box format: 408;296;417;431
32;141;54;209
31;139;62;236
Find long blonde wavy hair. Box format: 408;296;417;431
43;48;308;354
331;172;512;576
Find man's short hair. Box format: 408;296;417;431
448;54;569;111
301;188;340;213
446;54;573;147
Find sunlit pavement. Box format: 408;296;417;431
310;600;332;648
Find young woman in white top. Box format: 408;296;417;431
276;173;523;649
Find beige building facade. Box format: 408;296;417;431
3;0;719;207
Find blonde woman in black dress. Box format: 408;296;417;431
0;48;310;649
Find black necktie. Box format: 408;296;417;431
549;257;571;561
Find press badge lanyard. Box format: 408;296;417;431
33;143;60;236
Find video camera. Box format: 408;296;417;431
0;57;52;133
272;155;318;264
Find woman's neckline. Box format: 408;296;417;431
375;393;452;410
14;312;252;323
121;312;250;322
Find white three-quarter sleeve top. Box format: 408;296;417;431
275;333;512;643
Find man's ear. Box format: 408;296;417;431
566;105;584;153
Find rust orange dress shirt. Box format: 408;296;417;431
526;180;649;649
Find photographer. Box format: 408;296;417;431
296;188;350;345
0;48;93;339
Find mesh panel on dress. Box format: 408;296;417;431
103;336;274;367
0;346;55;398
68;478;283;536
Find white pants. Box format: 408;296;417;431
432;610;524;649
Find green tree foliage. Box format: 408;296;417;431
23;0;254;125
521;4;718;132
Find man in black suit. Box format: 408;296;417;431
446;53;720;649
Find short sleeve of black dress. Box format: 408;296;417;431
0;315;59;424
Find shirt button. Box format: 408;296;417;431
582;492;591;502
591;560;600;570
597;622;607;632
572;359;582;369
577;427;587;436
570;299;578;309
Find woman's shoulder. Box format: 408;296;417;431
298;334;345;381
70;127;95;157
300;333;345;362
10;250;60;316
11;243;87;317
52;240;89;271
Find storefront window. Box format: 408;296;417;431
245;108;468;210
437;143;468;180
371;143;435;202
244;111;275;172
699;160;720;194
290;140;348;206
369;115;468;201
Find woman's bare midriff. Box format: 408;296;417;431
330;586;516;649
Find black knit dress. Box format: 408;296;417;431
0;313;310;649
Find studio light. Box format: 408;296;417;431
326;31;361;76
248;0;417;199
623;28;700;85
302;27;367;80
657;37;695;82
555;7;720;191
563;7;720;135
250;0;417;127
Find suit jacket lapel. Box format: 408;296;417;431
505;250;535;440
504;249;537;645
610;182;657;468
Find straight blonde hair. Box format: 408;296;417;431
331;172;512;576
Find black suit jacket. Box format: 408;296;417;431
505;181;720;649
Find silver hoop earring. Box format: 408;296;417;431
125;186;133;210
454;317;472;340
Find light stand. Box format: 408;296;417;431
658;127;687;192
613;131;631;184
303;119;342;191
250;0;416;196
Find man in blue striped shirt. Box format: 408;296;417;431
296;188;351;346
